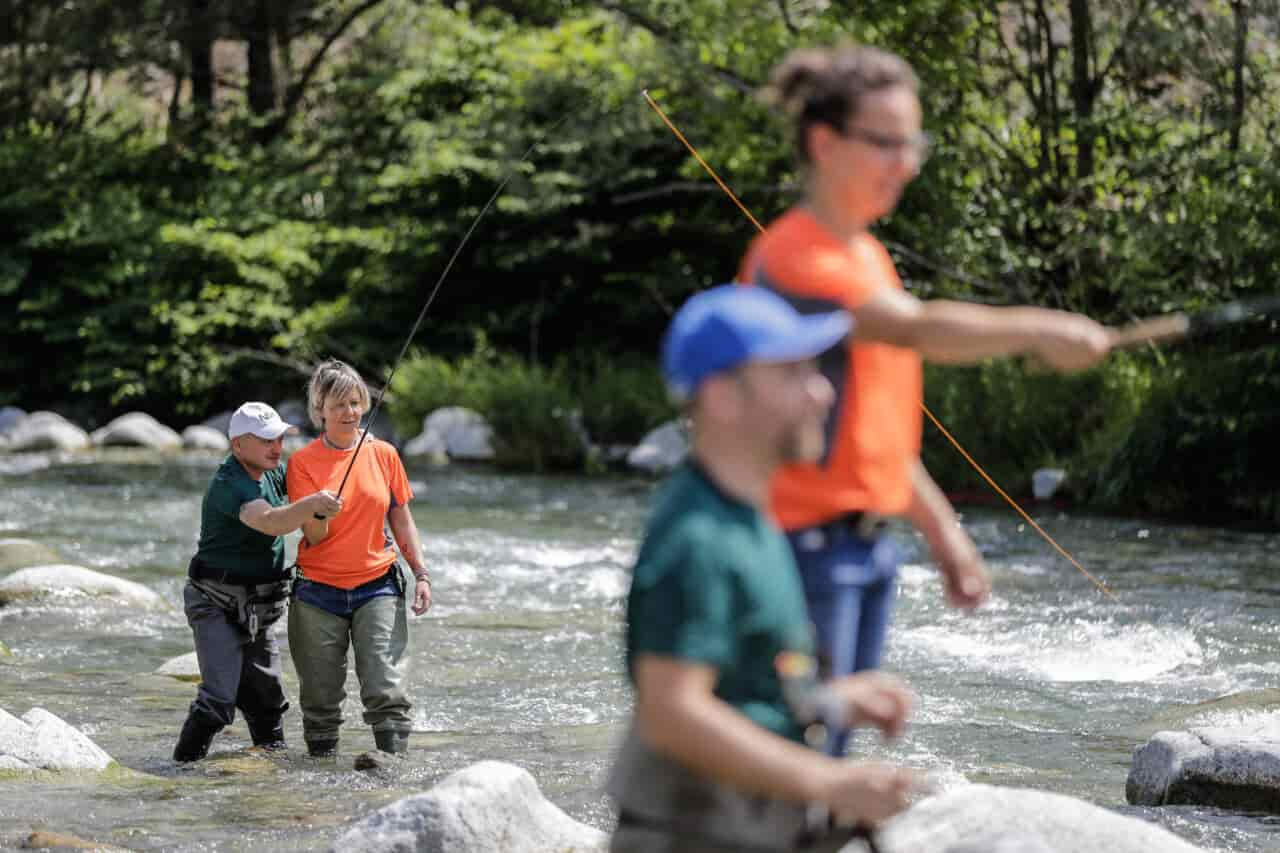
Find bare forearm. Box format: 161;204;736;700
638;686;835;804
253;501;319;536
388;505;425;573
907;302;1049;364
903;459;955;540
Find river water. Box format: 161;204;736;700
1;452;1279;851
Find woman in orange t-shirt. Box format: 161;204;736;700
740;44;1113;754
286;360;431;758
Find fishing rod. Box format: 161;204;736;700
641;88;1118;602
322;115;574;507
1109;294;1280;350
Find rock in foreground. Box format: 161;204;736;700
1128;717;1280;811
0;708;113;772
332;760;605;853
879;783;1205;853
0;564;165;609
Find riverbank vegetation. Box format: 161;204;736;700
3;1;1278;522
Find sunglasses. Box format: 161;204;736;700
837;126;932;162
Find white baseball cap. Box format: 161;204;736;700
228;402;296;440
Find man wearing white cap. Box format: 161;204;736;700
173;402;343;762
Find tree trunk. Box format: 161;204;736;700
1068;0;1095;181
247;0;276;115
187;0;214;114
1230;0;1247;153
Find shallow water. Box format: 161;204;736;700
1;452;1279;851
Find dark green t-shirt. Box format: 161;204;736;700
194;455;288;581
626;462;814;742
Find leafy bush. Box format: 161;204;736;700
568;353;677;448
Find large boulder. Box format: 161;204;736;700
275;399;310;431
0;707;113;772
626;420;687;474
90;412;182;449
414;408;494;462
3;411;89;452
331;760;606;853
1127;717;1280;811
403;429;448;463
202;410;234;437
0;538;63;573
878;784;1204;853
0;564;165;610
181;425;230;452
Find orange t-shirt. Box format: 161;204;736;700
285;438;414;589
738;208;923;528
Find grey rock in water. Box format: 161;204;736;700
626;420;687;474
0;564;166;610
0;538;63;573
416;407;494;461
275;399;310;431
3;411;90;452
1128;719;1280;811
91;412;183;449
181;424;230;451
877;783;1205;853
403;428;448;463
1031;467;1067;500
331;760;606;853
155;652;201;682
0;707;113;772
202;410;234;437
0;405;26;435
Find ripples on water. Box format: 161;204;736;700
0;453;1278;851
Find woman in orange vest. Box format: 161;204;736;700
738;43;1111;755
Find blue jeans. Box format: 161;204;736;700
787;526;900;756
293;569;400;617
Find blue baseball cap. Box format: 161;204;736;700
661;284;853;401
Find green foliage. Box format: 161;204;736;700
391;336;585;472
0;0;1277;520
568;354;677;448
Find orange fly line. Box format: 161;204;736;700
642;89;1117;602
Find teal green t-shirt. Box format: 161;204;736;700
194;455;288;581
626;462;814;742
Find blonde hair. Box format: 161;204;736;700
306;359;371;430
762;43;918;163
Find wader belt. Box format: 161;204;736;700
188;557;292;639
607;723;863;853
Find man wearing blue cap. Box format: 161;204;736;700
607;285;921;852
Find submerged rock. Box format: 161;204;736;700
0;564;165;609
1128;717;1280;811
626;420;687;474
0;539;63;573
0;707;113;772
331;760;606;852
4;412;90;453
155;652;201;682
181;425;230;452
19;829;132;850
90;412;182;450
879;783;1205;853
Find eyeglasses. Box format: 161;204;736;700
838;126;932;162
